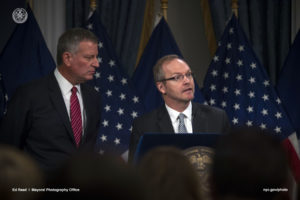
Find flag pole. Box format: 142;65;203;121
160;0;168;20
27;0;33;9
232;0;238;17
135;0;155;67
200;0;217;56
90;0;97;11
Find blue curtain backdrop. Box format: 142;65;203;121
66;0;146;77
209;0;291;85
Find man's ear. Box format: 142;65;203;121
156;82;166;95
62;52;72;67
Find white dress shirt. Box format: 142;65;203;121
165;102;193;134
54;68;86;135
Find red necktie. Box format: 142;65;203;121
70;86;82;147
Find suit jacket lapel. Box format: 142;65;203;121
47;73;74;139
192;102;208;133
157;105;175;133
80;83;93;142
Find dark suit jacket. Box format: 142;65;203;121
129;102;230;161
0;72;101;172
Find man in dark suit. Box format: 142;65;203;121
129;54;230;161
0;28;101;172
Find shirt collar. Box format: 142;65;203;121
165;102;192;123
54;68;81;95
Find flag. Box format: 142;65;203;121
132;17;205;113
276;30;300;141
0;6;55;114
202;15;300;181
86;11;144;159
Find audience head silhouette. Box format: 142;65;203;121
0;145;44;200
138;146;203;200
211;127;290;200
45;152;145;200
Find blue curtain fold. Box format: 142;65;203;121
209;0;291;85
66;0;146;77
66;0;90;28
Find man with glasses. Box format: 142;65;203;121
129;54;230;161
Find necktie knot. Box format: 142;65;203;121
178;113;185;121
71;86;77;94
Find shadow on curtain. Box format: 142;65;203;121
66;0;146;77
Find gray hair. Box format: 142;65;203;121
56;28;98;65
153;54;181;82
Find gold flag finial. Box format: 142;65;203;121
232;0;238;17
90;0;97;11
160;0;168;20
27;0;33;9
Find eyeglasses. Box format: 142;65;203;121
159;72;194;82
